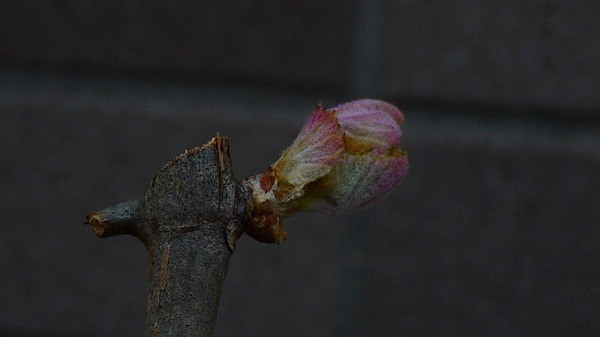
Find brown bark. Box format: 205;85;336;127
85;136;250;337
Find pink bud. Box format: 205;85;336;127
306;99;408;213
272;107;343;196
333;99;403;151
306;147;408;214
244;99;408;243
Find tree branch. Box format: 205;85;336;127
85;136;250;337
85;99;408;336
85;199;140;238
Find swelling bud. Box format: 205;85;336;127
244;99;408;243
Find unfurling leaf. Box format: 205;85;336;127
244;99;408;243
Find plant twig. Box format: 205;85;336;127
85;99;409;336
86;136;249;337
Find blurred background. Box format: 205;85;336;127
1;1;599;336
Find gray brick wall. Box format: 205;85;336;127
380;1;600;111
1;1;598;110
0;1;358;90
1;70;599;337
1;1;599;336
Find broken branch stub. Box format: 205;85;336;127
86;135;249;337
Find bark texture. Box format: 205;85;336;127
86;136;250;337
